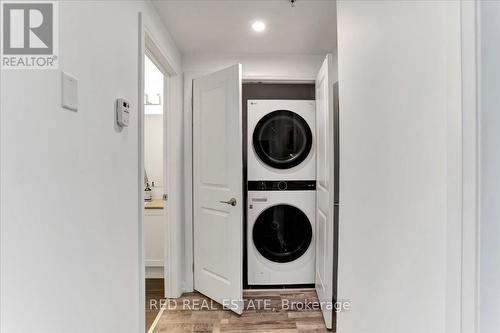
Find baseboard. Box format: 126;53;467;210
145;266;164;279
145;259;164;267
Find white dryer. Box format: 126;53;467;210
247;100;316;181
247;181;315;285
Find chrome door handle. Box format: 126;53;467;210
220;198;237;206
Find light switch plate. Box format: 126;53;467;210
61;72;78;111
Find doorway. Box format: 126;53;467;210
185;55;338;330
143;52;167;331
241;82;316;289
139;27;178;332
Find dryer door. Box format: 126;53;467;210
253;204;312;263
253;110;313;169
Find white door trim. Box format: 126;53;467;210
183;71;204;293
138;12;182;315
458;2;480;332
444;3;480;332
138;13;145;332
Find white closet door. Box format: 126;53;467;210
315;54;337;329
192;64;243;314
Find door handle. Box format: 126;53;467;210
220;198;237;206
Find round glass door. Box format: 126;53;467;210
252;204;312;263
253;110;312;169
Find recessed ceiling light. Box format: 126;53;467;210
252;21;266;33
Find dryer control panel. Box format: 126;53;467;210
248;180;316;191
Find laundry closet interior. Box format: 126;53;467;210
152;0;339;331
189;57;338;329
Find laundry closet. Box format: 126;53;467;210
183;51;338;329
152;0;340;329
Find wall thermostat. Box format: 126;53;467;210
116;98;130;127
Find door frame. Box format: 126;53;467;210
456;2;480;332
144;35;173;283
183;72;316;292
138;12;179;324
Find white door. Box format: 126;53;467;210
315;54;337;329
193;64;243;314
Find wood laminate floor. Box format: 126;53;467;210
150;289;333;333
146;278;165;331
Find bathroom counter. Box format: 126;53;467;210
145;199;164;210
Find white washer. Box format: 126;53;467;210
248;100;316;181
247;182;315;285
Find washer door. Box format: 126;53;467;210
253;110;313;169
253;204;312;263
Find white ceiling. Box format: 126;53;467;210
152;0;337;56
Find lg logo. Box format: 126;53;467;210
3;3;53;54
1;2;58;68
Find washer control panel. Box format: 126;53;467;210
248;180;316;191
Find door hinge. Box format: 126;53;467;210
163;193;168;201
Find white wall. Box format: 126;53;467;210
183;53;325;81
144;115;163;198
0;1;182;332
336;1;461;332
144;55;164;116
144;56;165;198
479;2;500;332
143;56;165;198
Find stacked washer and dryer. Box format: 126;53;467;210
247;99;316;286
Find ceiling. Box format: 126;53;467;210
152;0;337;56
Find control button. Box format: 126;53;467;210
278;181;287;190
259;181;266;190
